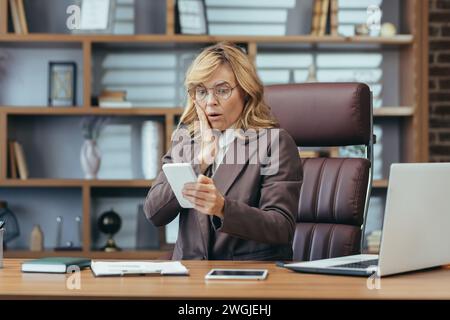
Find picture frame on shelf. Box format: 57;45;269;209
71;0;116;34
175;0;208;35
48;62;77;107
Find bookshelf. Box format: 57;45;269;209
0;0;428;258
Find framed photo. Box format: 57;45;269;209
48;62;77;107
71;0;116;34
176;0;208;35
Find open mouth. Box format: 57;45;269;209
207;113;223;120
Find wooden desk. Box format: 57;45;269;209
1;259;450;299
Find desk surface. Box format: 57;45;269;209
1;259;450;299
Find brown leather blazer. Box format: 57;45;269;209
144;127;302;260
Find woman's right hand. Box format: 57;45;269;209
195;104;219;174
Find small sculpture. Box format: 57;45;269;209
80;117;109;179
380;23;397;37
54;216;82;251
30;225;44;252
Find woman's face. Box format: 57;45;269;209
193;64;245;131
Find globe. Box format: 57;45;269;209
98;209;121;235
98;209;122;252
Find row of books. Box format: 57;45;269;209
8;140;28;179
310;0;338;36
8;0;28;34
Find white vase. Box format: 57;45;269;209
81;139;101;179
141;121;164;179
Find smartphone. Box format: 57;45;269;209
205;269;268;280
162;163;198;208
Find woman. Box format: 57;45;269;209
144;42;302;260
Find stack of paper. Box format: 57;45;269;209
205;0;294;36
97;124;133;179
90;260;189;276
113;0;135;34
101;53;187;107
256;53;313;85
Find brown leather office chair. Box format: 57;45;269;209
265;83;373;262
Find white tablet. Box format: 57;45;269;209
162;163;198;208
205;269;268;280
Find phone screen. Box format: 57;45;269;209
206;269;268;280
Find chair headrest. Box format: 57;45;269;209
264;83;371;147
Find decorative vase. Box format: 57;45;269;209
80;139;101;179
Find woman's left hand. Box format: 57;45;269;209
182;175;225;219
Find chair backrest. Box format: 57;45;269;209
265;83;372;261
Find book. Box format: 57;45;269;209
8;0;21;34
318;0;330;36
98;90;133;107
90;260;189;277
8;140;17;179
13;141;28;180
16;0;28;34
310;0;322;36
21;257;91;273
330;0;338;36
99;100;133;108
99;90;127;100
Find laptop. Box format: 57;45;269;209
283;163;450;277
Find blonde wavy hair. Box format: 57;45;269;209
178;42;278;136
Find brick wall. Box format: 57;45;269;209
429;0;450;161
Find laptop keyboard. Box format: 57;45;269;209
332;259;379;269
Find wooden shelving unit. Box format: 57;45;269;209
5;249;170;260
372;179;389;189
373;106;415;117
0;179;154;188
1;106;413;117
0;33;415;44
0;0;428;258
0;106;185;116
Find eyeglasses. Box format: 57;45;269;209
188;82;238;102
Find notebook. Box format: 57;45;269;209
21;257;91;273
90;260;189;277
